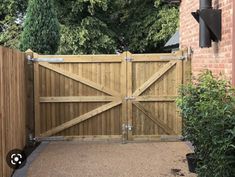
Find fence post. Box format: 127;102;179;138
181;48;192;84
33;52;41;137
25;49;35;140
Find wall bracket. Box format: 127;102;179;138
191;0;222;48
192;9;221;42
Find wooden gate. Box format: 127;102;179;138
31;51;190;141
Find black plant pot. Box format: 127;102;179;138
186;153;197;173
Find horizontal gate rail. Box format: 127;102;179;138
134;96;177;102
40;96;120;103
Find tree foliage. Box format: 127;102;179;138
121;0;179;52
58;17;116;54
56;0;179;54
0;0;27;48
0;0;179;54
19;0;60;54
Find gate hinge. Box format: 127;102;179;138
124;57;133;62
125;96;135;100
179;56;186;60
27;55;64;63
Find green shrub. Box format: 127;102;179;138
176;70;235;177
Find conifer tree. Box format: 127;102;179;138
20;0;60;54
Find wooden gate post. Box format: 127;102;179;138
126;51;133;140
182;48;192;84
25;49;35;139
33;52;41;137
121;52;128;143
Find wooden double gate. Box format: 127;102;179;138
32;51;190;141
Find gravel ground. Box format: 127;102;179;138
27;141;197;177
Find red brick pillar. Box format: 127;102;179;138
232;1;235;85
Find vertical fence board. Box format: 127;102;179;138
0;46;4;177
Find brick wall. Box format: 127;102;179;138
180;0;233;81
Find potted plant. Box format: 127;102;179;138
186;153;197;173
176;71;235;176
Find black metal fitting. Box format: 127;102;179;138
192;0;221;48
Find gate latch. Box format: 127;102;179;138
124;124;133;131
125;96;135;100
124;57;133;62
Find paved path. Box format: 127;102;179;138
27;141;196;177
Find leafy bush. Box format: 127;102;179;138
176;71;235;177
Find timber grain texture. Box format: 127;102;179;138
0;47;27;177
34;51;190;140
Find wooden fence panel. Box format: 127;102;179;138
34;51;190;141
0;47;27;177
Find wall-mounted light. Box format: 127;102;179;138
191;0;221;48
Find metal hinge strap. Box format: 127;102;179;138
27;55;64;63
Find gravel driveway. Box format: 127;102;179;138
26;141;196;177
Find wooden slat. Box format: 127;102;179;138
40;101;122;137
78;64;84;136
132;61;177;97
110;63;115;134
35;135;122;141
68;64;74;135
0;46;5;177
132;135;161;141
135;96;177;102
132;135;181;141
101;64;106;135
39;63;120;97
133;102;176;135
50;64;56;130
95;64;101;135
45;64;51;133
